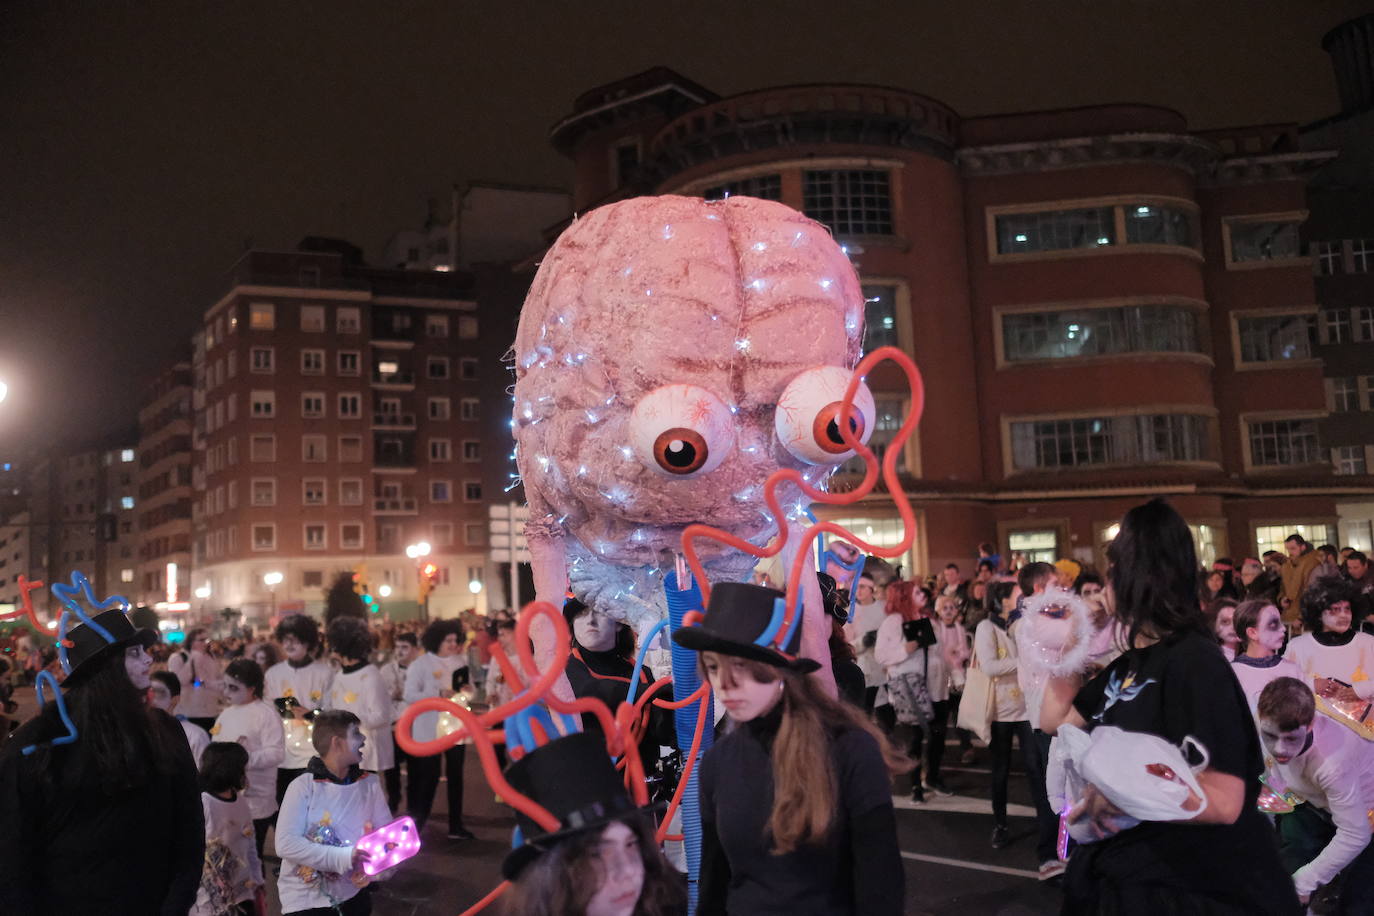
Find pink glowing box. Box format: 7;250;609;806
356;816;421;876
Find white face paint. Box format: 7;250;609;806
583;820;645;916
124;645;153;691
282;634;308;662
573;607;618;652
1258;718;1310;764
1249;605;1286;655
1322;600;1353;635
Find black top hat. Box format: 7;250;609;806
500;732;662;879
671;581;821;673
62;608;158;689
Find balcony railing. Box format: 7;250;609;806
370;370;415;387
373;496;418;514
372;412;416;429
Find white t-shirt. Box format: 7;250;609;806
211;700;285;819
847;599;888;688
192;791;264;916
402;653;467;742
265;659;335;769
178;717;211;768
328;665;395;772
276;769;393;913
1285;632;1374;701
1230;654;1303;716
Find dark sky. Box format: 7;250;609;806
1;0;1365;454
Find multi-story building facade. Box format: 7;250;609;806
0;512;33;612
547;68;1344;572
1301;13;1374;555
384;183;572;273
137;362;194;611
192;243;491;621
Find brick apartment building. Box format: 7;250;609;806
544;66;1365;573
192;241;492;622
136;362;194;612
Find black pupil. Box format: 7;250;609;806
825;416;858;444
665;439;697;468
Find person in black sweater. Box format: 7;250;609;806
0;608;204;915
673;581;908;916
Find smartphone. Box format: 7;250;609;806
274;696;302;717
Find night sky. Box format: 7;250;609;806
1;0;1364;454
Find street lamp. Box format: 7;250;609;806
263;571;283;619
468;578;482;595
405;541;431;560
378;584;393;598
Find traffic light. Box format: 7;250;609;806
351;563;369;595
417;562;439;603
362;593;378;613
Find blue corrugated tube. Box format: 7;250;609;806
663;570;713;914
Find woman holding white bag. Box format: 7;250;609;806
1039;499;1299;915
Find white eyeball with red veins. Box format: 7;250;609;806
629;384;736;478
774;366;874;465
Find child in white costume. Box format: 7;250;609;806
193;742;265;916
211;658;285;858
276;710;393;916
326;617;395;774
265;615;335;802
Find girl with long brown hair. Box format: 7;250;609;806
673;582;908;916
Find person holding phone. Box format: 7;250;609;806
264;615;334;808
875;580;949;802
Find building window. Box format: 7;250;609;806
702;173;783;201
1123;204;1194;247
861;284;899;350
1009;413;1211;472
426;315;449;338
227;351;236;378
1320;309;1353;344
1334;446;1368;476
611;136;641;187
838;397;908;476
251;478;276;506
802;169;892;236
120;448;135;463
249;302;275;330
302;478;326;505
427;357;449;380
339;478;363;505
338;436;364;462
458;358;478;381
250;347;274;373
301;349;325;375
431;522;455;547
250;435;275;462
464;481;483;502
302;435;327;462
996;207;1115;255
429;439;451;462
1312;240;1343;276
297;569;322;589
428;398;450;420
462;440;480;462
337;307;361;334
250;390;275;418
1227;219;1302;264
457;315;478;339
120;568;134;583
340;523;364;550
1247;417;1324;467
1003;304;1201;363
120;496;134;510
1355;307;1374;342
1235;312;1316;364
301;393;325;419
465;523;486;546
338;351;360;376
303;524;326;550
300;305;325;332
460;397;479;421
1353;239;1374;273
338;393;362;419
251;524;276;551
1255;524;1332;557
430;480;451;503
1329;377;1360;412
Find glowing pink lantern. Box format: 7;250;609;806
355;815;421;875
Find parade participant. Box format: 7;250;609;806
193;742;265;916
151;669;210;766
875;579;950;801
276;710;392;916
975;579;1035;851
380;631;417;812
845;573;888;714
497;732;687;916
1231;599;1302;715
170;627;225;731
1040;499;1299;914
402;618;473;839
673;581;907;916
1285;578;1374;716
265;614;333;806
212;657;285;858
1258;678;1374;912
325;617;394;778
0;608;204;914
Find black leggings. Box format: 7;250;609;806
252;816;272;860
907;699;950;786
989;719;1036;827
406;744;466;831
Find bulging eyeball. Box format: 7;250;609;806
629;384;735;478
774;366;875;465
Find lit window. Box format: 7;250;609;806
120;569;134;583
1123;205;1195;247
120;496;134;510
996;207;1115;254
1254;524;1332;557
120;449;135;463
861;284;899;350
249;302;275;330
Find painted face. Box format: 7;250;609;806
1258;718;1310;764
1250;605;1286;654
281;634;308;662
124;645;153;691
937;600;959;625
253;649;269;669
148;679;175;712
438;632;461;657
394;641;414;665
342;723;366;764
702;652;783;723
573;608;618;652
1322;600;1353;635
1215;606;1237;648
584;820;646;916
223;675;252;706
